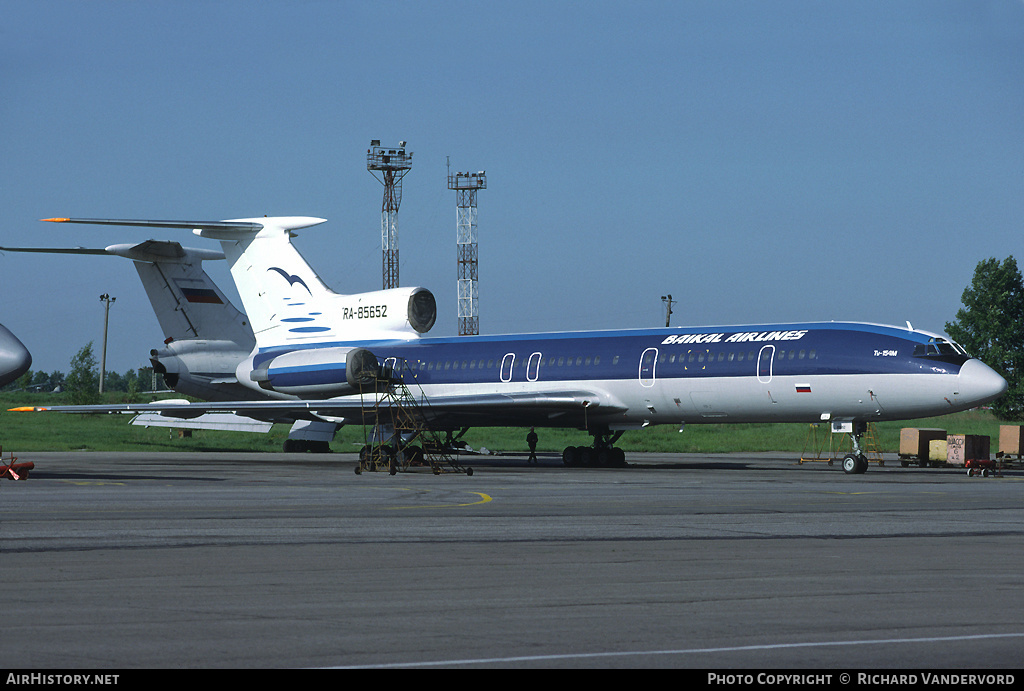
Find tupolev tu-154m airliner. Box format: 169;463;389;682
14;216;1008;474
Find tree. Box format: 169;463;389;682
65;342;101;405
945;256;1024;420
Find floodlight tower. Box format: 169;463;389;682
449;168;486;335
367;140;413;289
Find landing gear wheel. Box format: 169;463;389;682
843;453;868;474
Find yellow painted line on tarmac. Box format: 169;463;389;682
386;490;492;510
58;480;126;486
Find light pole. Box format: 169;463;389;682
99;293;116;393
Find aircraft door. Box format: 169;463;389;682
527;352;542;382
500;353;516;382
639;348;658;387
757;345;775;384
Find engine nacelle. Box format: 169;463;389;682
243;346;380;397
150;339;254;401
327;286;436;337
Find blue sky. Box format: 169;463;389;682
3;0;1023;375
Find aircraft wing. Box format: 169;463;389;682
11;390;627;428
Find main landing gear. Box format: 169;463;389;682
562;427;627;468
841;422;870;475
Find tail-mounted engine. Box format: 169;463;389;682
325;287;436;338
245;346;383;397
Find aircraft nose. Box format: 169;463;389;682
958;358;1008;407
0;324;31;388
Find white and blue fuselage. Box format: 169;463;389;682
245;321;1006;430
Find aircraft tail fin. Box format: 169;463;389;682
2;238;253;349
192;218;436;348
121;242;253;348
42;217;437;349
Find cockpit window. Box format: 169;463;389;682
913;338;970;359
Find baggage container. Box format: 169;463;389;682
899;428;946;459
946;434;990;467
928;439;947;462
998;425;1024;458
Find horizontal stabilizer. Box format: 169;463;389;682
0;241;224;263
0;245;109;255
41;217;328;237
42;218;265;232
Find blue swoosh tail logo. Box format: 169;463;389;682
268;267;312;294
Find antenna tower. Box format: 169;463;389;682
367;140;413;289
448;168;486;335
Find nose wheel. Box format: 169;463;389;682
842;453;868;474
842;423;870;474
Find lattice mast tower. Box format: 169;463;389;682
449;168;486;335
367;140;413;289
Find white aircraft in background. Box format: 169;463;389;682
0;323;32;388
0;239;336;449
14;216;1008;474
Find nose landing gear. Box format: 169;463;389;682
842;422;870;474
